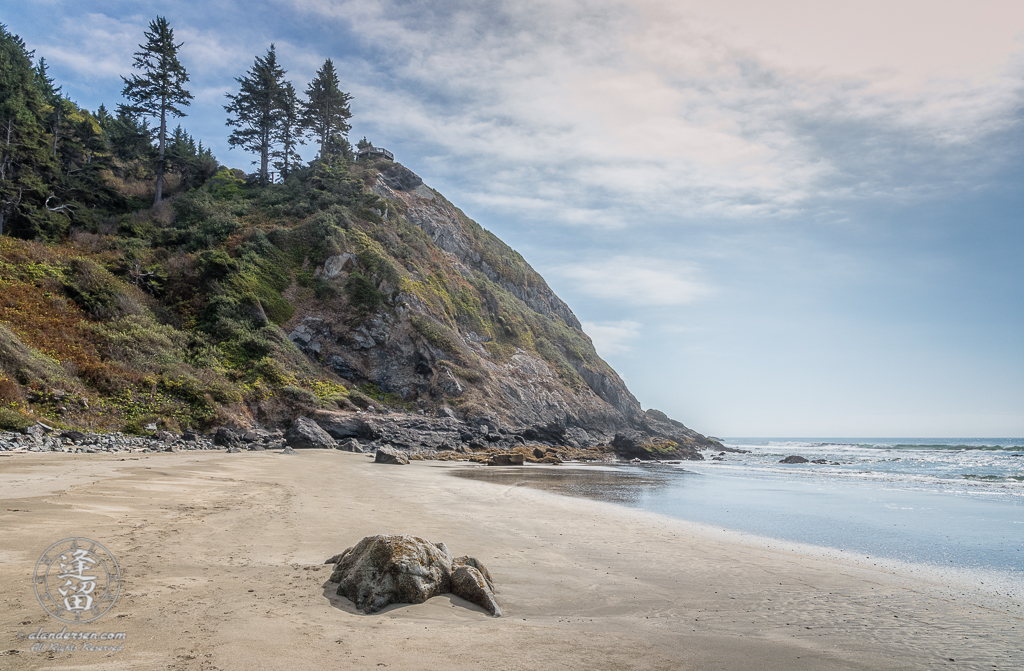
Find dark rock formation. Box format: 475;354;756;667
285;417;335;449
327;534;500;616
374;445;409;465
337;437;366;453
213;427;240;447
779;455;809;464
610;429;703;461
487;453;525;466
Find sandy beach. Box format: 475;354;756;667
1;450;1020;671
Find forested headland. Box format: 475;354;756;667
0;18;713;459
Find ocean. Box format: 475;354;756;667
453;438;1023;595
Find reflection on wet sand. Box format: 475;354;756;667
451;463;693;506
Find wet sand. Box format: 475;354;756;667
0;450;1020;670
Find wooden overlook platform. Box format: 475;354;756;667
356;146;394;161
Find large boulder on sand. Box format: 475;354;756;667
374;445;409;464
285;417;335;449
327;534;500;617
337;437;366;453
487;453;525;466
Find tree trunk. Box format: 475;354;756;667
154;101;166;205
51;105;61;157
261;141;269;187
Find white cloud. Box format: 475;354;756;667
40;13;143;80
581;320;643;355
557;256;713;306
282;0;1024;230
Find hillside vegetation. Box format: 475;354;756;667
0;152;620;433
1;21;715;456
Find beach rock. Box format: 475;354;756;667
60;430;87;442
488;453;525;466
779;455;809;464
337;437;365;453
453;556;494;589
328;535;453;613
374;446;409;465
450;565;501;617
214;427;241;447
280;446;298;455
327;535;501;617
285;417;335;449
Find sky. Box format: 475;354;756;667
6;0;1024;437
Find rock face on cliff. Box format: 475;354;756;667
276;161;715;458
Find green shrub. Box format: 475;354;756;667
280;385;318;408
347;389;373;409
410;315;472;365
250;357;294;386
63;259;148;321
345;272;385;312
0;406;33;431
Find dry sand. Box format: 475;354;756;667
0;450;1020;670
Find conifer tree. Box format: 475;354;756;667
272;81;303;180
0;24;58;237
121;16;192;205
225;45;287;186
36;59;69;158
108;106;154;161
301;59;352;160
94;104;112;131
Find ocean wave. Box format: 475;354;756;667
961;474;1024;483
726;439;1024;452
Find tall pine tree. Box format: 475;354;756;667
272;81;304;180
0;24;58;237
301;59;352;160
225;45;288;186
121;16;192;205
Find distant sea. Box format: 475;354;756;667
454;438;1024;592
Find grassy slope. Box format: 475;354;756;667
0;157;620;435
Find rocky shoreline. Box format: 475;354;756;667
0;408;726;463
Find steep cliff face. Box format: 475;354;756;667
281;162;715;455
0;153;715;457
